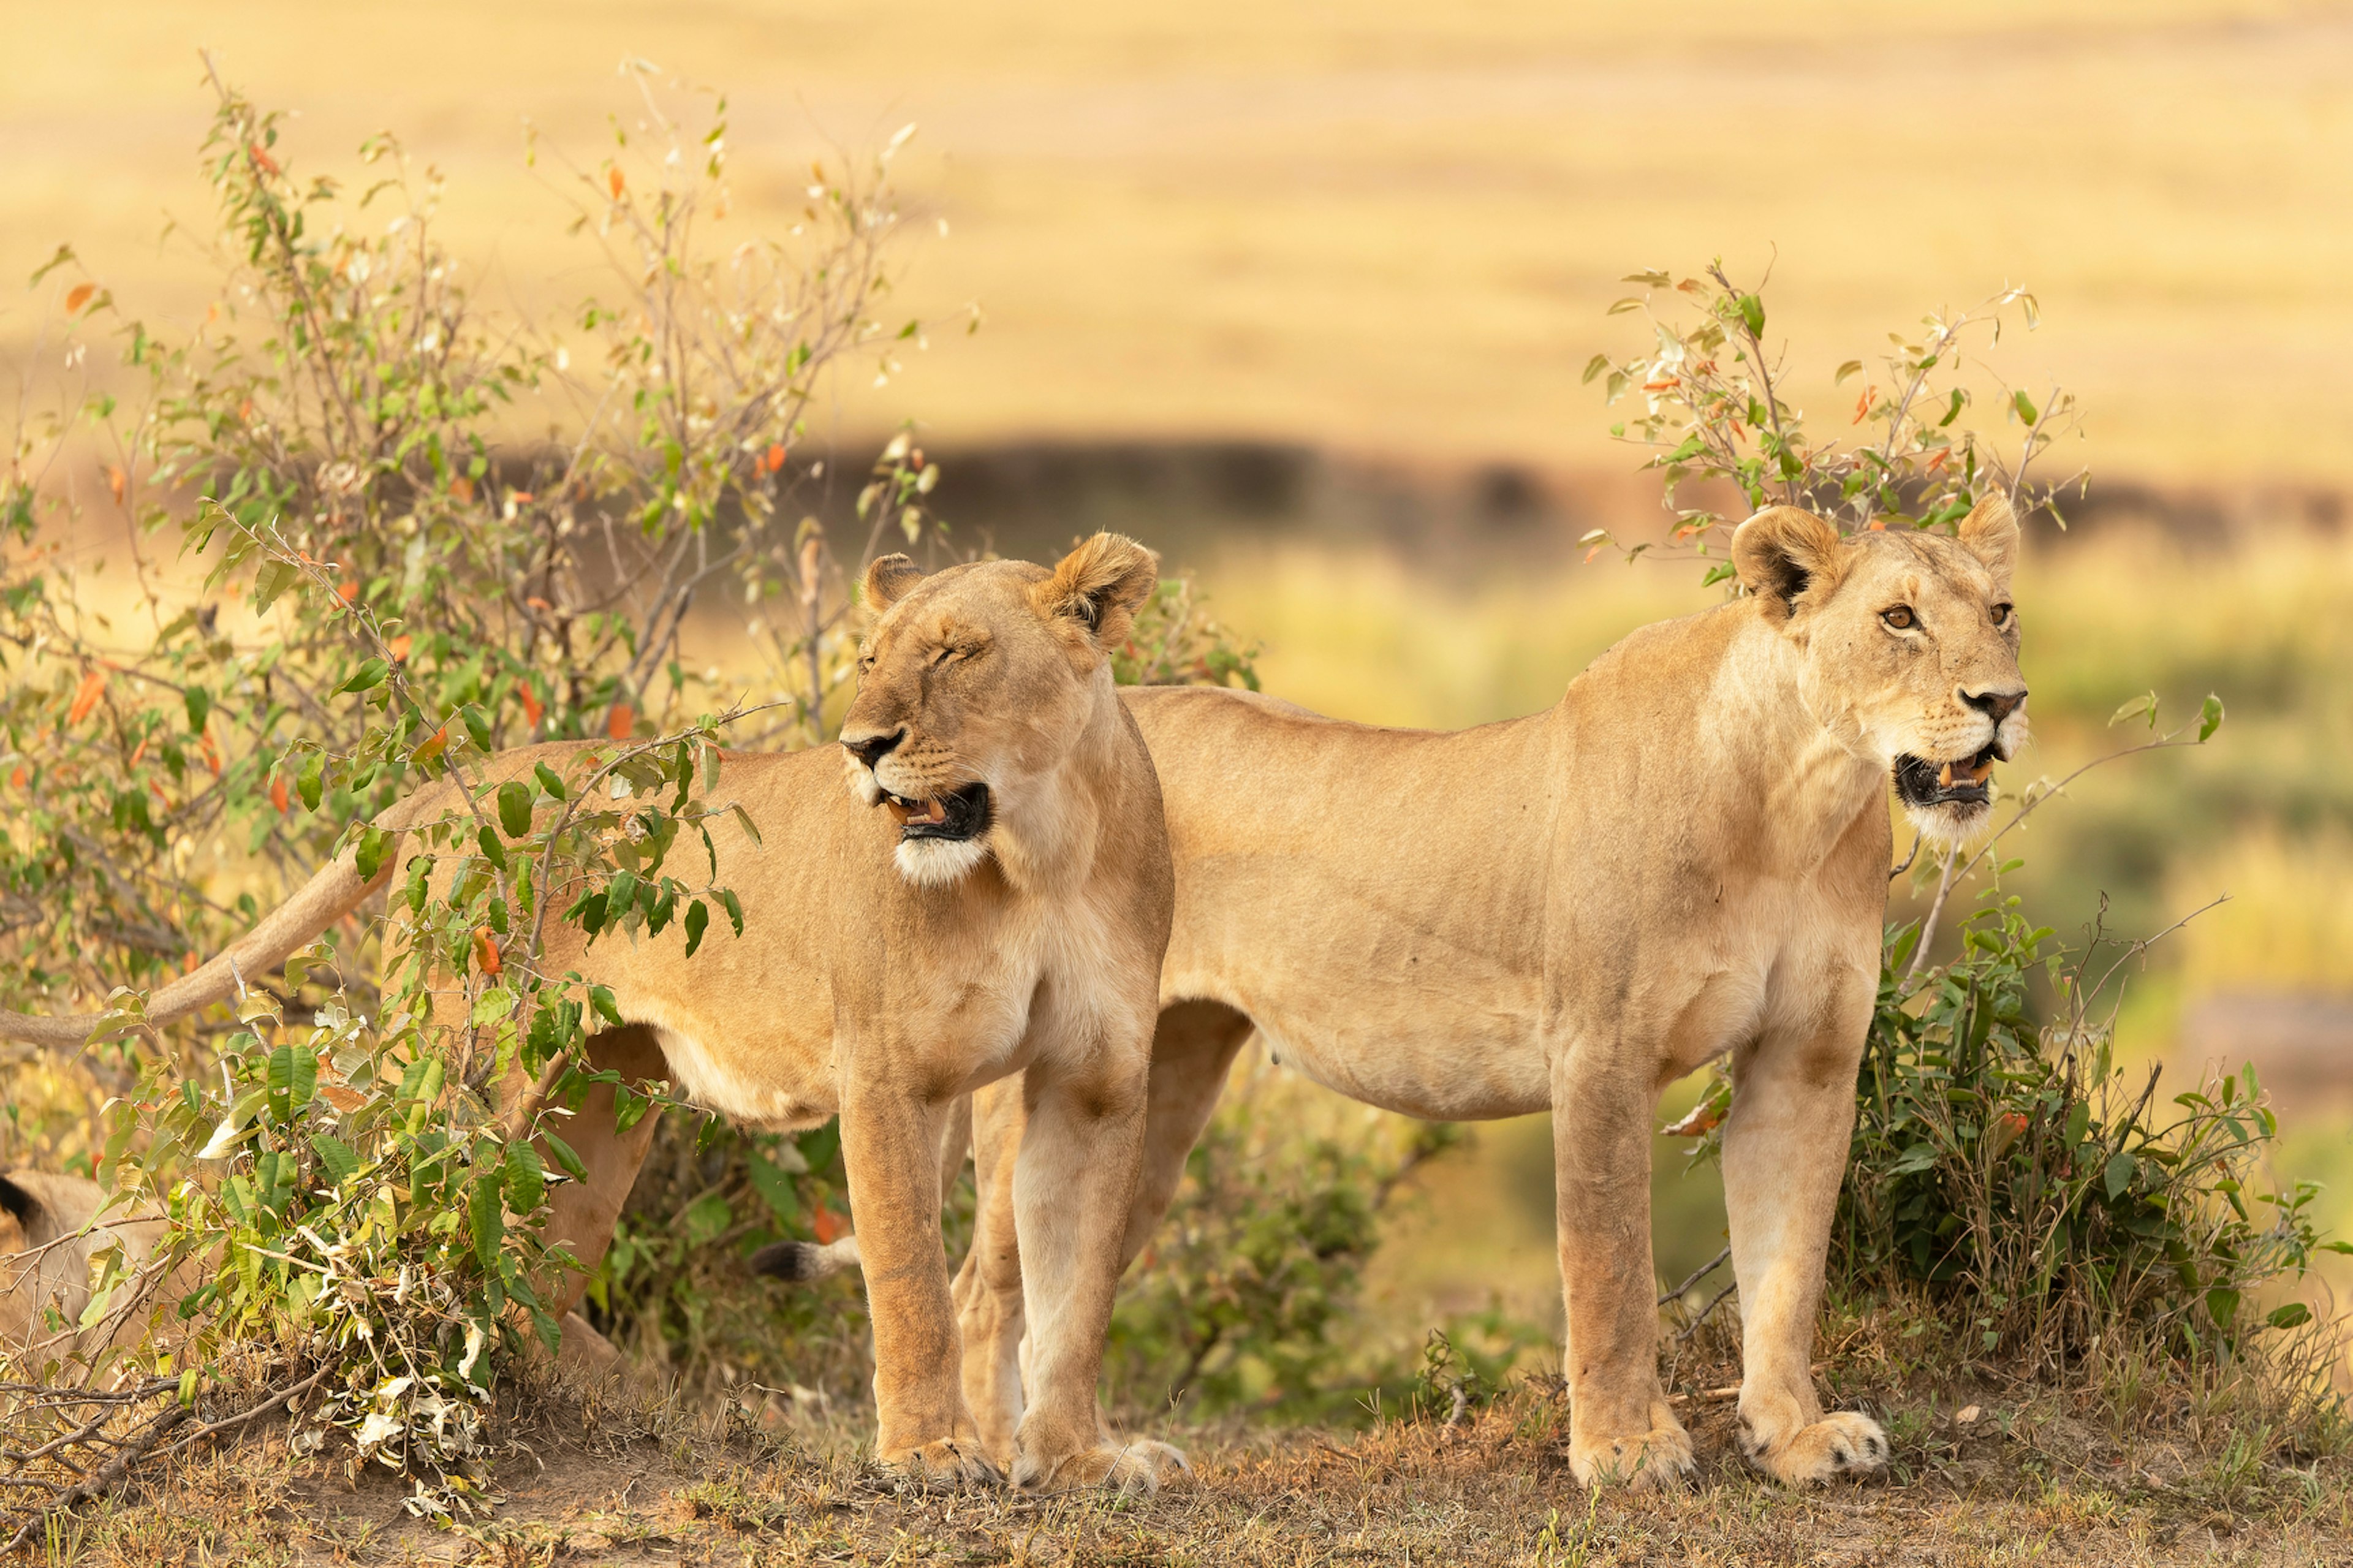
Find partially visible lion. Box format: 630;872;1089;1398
0;1170;185;1365
851;498;2029;1487
1;534;1183;1494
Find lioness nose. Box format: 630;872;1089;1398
1961;686;2026;725
841;727;905;768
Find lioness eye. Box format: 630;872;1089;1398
1881;607;1915;631
1991;602;2013;626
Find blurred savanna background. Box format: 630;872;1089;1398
9;0;2353;1417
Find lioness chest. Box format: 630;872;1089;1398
576;756;1141;1130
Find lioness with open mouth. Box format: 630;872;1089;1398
1;533;1183;1494
889;496;2027;1488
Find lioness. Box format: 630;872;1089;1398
912;498;2029;1487
0;534;1184;1493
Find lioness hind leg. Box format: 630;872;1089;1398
505;1025;669;1325
1551;1040;1694;1490
1721;990;1889;1487
1118;1001;1254;1271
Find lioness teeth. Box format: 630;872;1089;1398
919;798;947;824
1968;759;1995;784
1938;762;1955;789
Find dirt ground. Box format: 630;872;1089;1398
42;1365;2353;1568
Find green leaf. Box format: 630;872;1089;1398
746;1149;801;1224
2205;1287;2240;1328
469;1175;504;1269
2104;1151;2139;1199
477;823;508;871
355;825;393;882
589;985;623;1028
718;887;744;938
311;1134;361;1185
251;559;299;614
498;780;534;839
298;755;324;812
1833;360;1863;385
2108;692;2158;730
266;1043;315;1121
183;686;213;732
2267;1301;2313;1330
2012;390;2039;426
502;1140;547;1216
2198;693;2224;743
541;1129;588;1183
1737;293;1764;339
339;659;390;695
683;898;710;958
1580;354;1612;385
534;761;567;801
471;986;516;1027
461;705;493;752
683;1192;733;1246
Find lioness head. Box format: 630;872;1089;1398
1733;494;2027;844
839;532;1160;888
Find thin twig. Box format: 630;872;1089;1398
1657;1245;1731;1308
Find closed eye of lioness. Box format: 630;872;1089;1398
909;496;2027;1489
0;533;1184;1495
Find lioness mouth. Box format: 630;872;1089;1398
1894;743;2001;809
881;781;993;843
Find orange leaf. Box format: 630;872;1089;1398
606;702;634;741
519;684;544;726
7;765;25;790
270;775;290;814
131;737;149;767
336;580;359;605
412;725;449;767
67;668;107;726
387;634;413;662
763;442;787;474
508;490;534;505
65;282;95;314
1868;518;1888;532
1583;545;1604;564
450;475;476;504
811;1205;841;1244
1661;1099;1725;1138
249;142;281;177
107;466;126;505
473;926;502;975
608;167;625;199
200;730;222;776
183;950;200;975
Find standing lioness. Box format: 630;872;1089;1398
1;534;1183;1493
924;498;2028;1487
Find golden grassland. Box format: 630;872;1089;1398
6;2;2353;482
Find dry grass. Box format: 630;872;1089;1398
40;1326;2353;1568
5;3;2353;482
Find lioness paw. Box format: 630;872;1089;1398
1566;1414;1695;1491
1013;1437;1190;1496
880;1435;1004;1488
1738;1409;1889;1487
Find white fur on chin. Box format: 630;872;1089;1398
1905;800;1991;852
844;757;882;806
896;835;990;888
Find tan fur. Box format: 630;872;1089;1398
0;1170;192;1368
0;535;1183;1494
944;499;2028;1488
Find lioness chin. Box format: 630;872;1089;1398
923;497;2028;1489
1;534;1185;1496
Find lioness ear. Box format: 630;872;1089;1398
1731;507;1845;617
1035;532;1160;647
862;553;924;614
1957;491;2021;586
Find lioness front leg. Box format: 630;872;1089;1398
1720;985;1889;1487
1552;1039;1692;1488
951;1078;1027;1466
1005;1035;1184;1493
839;1077;998;1485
